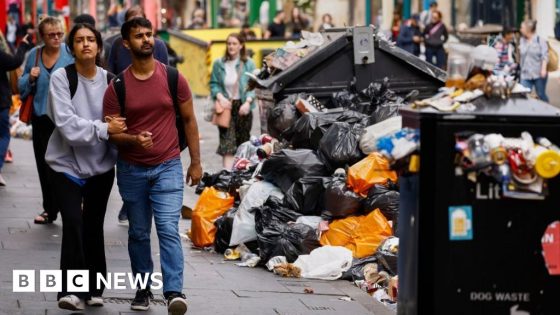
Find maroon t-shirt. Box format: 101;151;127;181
103;61;192;166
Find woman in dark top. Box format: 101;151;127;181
265;11;286;39
290;7;309;39
0;32;32;186
423;10;448;68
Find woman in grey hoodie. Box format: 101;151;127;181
45;23;127;311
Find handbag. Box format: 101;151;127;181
211;61;244;128
547;41;558;72
19;48;41;124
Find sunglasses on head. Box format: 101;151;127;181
46;32;64;39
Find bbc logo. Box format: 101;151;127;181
13;270;88;292
13;270;163;292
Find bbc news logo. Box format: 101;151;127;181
13;270;163;292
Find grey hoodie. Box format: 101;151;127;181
45;66;117;179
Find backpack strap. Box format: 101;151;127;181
106;71;115;85
65;64;79;99
166;65;179;112
113;72;126;117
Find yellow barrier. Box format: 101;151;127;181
169;29;287;97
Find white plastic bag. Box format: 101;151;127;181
229;181;284;246
359;116;402;155
295;216;323;230
293;246;353;280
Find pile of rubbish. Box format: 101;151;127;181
187;78;421;309
8;95;32;140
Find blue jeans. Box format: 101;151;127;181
0;108;10;172
116;158;184;294
521;77;549;102
425;46;446;69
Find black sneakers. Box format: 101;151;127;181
166;292;188;315
131;289;153;311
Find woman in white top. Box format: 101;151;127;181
46;22;127;311
209;33;256;169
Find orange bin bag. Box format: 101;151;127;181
347;153;398;197
190;187;235;248
320;209;393;258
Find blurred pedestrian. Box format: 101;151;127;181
241;23;257;40
0;31;33;186
46;23;126;310
391;12;402;41
264;11;286;39
289;7;310;39
423;10;448;68
187;8;207;29
106;5;169;226
492;26;517;76
420;1;438;31
397;16;422;56
210;33;256;169
319;13;334;32
73;13;96;27
6;16;19;52
103;17;201;314
18;16;74;224
520;20;549;102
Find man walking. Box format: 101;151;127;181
103;17;201;315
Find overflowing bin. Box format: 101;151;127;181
254;26;445;133
398;97;560;315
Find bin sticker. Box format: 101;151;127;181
449;206;473;241
541;221;560;275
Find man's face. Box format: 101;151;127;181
124;26;154;58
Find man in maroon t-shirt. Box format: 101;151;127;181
103;17;201;315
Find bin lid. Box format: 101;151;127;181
254;27;446;93
401;96;560;123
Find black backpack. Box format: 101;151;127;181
65;64;115;98
112;65;187;151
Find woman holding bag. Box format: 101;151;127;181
18;16;73;224
210;33;256;169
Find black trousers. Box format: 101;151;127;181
52;168;115;300
31;115;58;220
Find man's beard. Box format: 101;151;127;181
131;44;154;59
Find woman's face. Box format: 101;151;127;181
72;27;99;62
42;23;64;49
227;36;242;58
431;12;441;24
323;14;331;24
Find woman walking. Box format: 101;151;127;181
45;23;126;310
519;20;549;102
18;16;74;224
0;31;32;186
210;33;256;169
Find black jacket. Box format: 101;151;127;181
0;42;31;110
423;22;449;48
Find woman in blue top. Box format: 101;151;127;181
46;23;126;310
519;20;549;102
210;33;256;169
18;16;74;224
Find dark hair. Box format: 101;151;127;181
125;5;146;21
502;26;516;36
38;16;62;37
121;17;152;41
224;33;247;62
67;23;104;67
430;1;438;8
73;14;96;27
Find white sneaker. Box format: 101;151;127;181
0;174;6;186
86;296;104;306
58;294;85;310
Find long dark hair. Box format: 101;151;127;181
224;33;247;62
66;23;103;67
